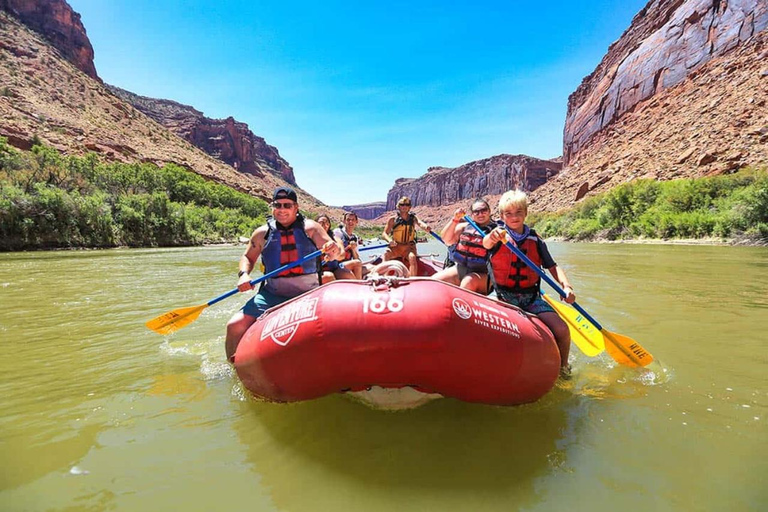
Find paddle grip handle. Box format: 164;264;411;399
463;215;604;331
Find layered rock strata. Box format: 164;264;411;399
107;86;296;186
0;12;326;209
339;202;387;220
564;0;768;165
533;25;768;212
385;154;561;210
0;0;97;79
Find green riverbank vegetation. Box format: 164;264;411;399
530;168;768;245
0;138;271;250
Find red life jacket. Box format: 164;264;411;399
453;223;492;272
488;230;543;293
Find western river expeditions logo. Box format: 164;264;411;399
453;297;521;338
452;298;472;319
261;297;319;346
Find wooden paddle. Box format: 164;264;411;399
464;215;653;367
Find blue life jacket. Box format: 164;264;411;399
262;214;320;287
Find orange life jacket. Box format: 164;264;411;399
488;230;543;293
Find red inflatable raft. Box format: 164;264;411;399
233;275;561;408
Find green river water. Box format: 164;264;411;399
0;241;766;511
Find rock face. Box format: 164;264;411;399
385;154;561;209
0;0;97;80
564;0;768;165
0;12;333;212
107;86;296;186
339;201;387;220
533;5;768;212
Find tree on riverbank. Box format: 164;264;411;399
0;138;270;250
530;168;768;244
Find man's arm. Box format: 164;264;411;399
306;219;342;260
440;208;466;245
415;215;431;233
382;217;395;245
237;225;268;291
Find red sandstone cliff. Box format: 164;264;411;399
338;201;387;220
564;0;768;165
385;154;561;210
107;86;296;186
532;0;768;212
0;11;332;211
0;0;97;80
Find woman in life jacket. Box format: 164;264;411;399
317;214;356;283
331;211;365;279
431;198;494;293
482;190;576;378
382;196;432;277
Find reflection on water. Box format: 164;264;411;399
0;244;766;511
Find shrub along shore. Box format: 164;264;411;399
529;167;768;246
0;137;273;251
1;138;766;250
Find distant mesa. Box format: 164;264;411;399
385;154;561;210
107;86;297;186
337;202;387;220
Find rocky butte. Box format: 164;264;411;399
532;0;768;211
0;0;336;210
108;86;296;186
337;202;387;220
385;154;561;210
0;0;97;79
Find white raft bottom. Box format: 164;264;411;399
346;386;444;411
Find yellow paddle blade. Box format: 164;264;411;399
145;304;208;335
542;294;605;357
603;329;654;367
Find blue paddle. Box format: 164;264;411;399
464;215;653;367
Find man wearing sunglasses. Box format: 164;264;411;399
225;186;341;360
431;199;494;294
381;196;432;277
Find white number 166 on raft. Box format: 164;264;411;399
361;293;404;314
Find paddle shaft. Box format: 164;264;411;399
208;242;390;307
429;231;445;245
463;216;604;330
206;248;323;307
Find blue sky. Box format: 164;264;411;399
68;0;648;206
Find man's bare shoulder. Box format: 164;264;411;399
249;224;270;243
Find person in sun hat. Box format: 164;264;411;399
381;196;431;277
224;186;341;361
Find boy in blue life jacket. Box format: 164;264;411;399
482;190;575;377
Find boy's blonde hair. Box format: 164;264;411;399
498;190;528;214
